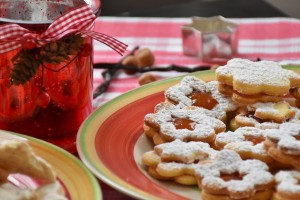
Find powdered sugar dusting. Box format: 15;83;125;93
275;170;300;194
155;139;217;163
217;58;299;86
216;127;268;157
266;122;300;155
145;103;226;141
216;127;266;145
195;150;274;199
216;58;300;95
154;102;226;120
160;110;225;141
165;76;239;113
157;162;200;173
216;130;246;145
235;101;295;128
225;142;268;156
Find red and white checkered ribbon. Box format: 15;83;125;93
0;5;127;55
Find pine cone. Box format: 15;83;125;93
10;50;41;85
42;34;84;65
9;34;85;86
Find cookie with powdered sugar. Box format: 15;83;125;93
273;170;300;200
215;126;291;172
216;58;300;104
143;102;226;145
215;127;275;165
234;101;295;130
141;139;218;185
164;76;239;116
195;150;274;200
264;122;300;169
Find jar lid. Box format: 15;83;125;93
0;0;101;24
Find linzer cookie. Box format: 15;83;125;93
154;102;226;121
141;139;217;185
195;150;274;200
264;122;300;169
234;101;295;130
273;170;300;200
214;127;275;164
143;103;226;145
216;58;300;104
143;102;225;143
165;76;239;120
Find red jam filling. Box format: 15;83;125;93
172;117;196;130
220;172;244;181
188;91;218;110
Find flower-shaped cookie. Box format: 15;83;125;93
154;101;226;120
195;150;274;200
216;58;300;104
264;122;300;169
274;170;300;200
141;139;217;185
165;76;239;114
215;127;274;164
144;104;226;145
235;101;295;129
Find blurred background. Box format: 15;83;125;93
99;0;300;18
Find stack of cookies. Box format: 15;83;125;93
141;58;300;200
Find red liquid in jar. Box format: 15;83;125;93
0;23;93;153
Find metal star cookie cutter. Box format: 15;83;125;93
182;16;239;62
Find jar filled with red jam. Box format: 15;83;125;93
0;0;101;153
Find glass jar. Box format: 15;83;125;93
0;0;101;153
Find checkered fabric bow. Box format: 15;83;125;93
0;5;127;55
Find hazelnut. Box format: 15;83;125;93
121;55;139;75
138;73;158;85
135;48;155;68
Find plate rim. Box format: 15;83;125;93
0;130;103;200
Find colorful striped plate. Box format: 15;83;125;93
77;66;300;200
